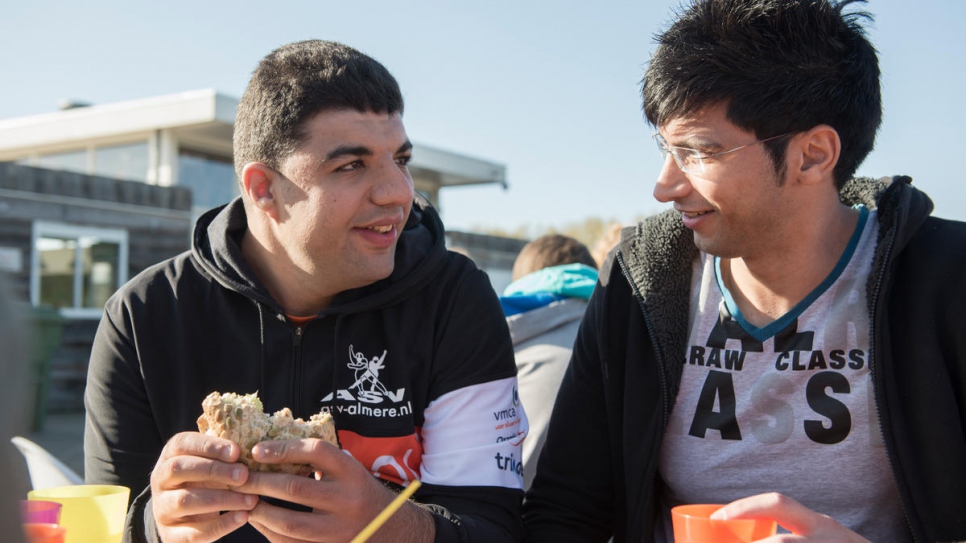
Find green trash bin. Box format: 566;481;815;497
26;305;66;432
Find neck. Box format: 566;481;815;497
240;229;334;316
720;203;860;327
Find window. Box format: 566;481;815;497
94;141;149;182
16;140;149;182
31;222;128;318
178;148;238;211
22;149;88;173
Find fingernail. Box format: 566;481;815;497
252;444;266;457
232;466;245;482
245;494;257;507
233;511;247;524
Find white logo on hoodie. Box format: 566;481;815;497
320;345;407;408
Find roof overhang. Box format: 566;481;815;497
410;143;506;190
0;89;507;190
0;89;236;158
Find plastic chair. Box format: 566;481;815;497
11;436;83;489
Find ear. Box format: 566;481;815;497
794;125;840;187
241;163;280;221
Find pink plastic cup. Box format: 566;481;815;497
21;500;63;525
22;523;67;543
671;504;777;543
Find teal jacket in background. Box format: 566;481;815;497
500;262;599;489
500;263;598;317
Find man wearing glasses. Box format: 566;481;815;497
524;1;966;542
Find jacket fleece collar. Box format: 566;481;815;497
615;175;934;411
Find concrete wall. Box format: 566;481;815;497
445;230;527;294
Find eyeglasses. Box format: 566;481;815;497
653;132;794;175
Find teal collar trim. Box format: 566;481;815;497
714;205;869;342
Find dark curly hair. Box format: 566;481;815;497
233;40;403;182
642;0;881;188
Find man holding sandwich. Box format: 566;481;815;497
85;40;527;543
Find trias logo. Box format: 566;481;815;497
320;345;408;407
494;451;523;476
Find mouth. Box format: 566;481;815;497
364;224;394;234
356;221;399;249
681;210;713;219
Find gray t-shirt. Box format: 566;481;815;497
657;208;911;542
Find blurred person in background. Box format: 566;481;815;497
0;277;30;543
590;222;624;269
500;234;598;490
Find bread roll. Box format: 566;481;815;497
196;391;338;475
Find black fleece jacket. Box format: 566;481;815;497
85;198;525;543
523;177;966;543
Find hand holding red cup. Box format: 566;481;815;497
672;504;777;543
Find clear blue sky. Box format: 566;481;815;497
2;1;964;232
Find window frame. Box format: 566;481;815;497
18;137;151;183
177;146;239;212
30;221;129;319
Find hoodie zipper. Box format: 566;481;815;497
868;207;920;543
293;325;304;415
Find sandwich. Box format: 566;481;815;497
196;391;338;475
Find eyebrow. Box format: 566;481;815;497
323;145;371;161
322;140;413;162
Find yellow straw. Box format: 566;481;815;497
349;479;423;543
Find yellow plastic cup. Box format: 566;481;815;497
28;485;130;543
671;504;777;543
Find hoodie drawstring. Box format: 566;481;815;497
254;300;267;395
330;315;345;411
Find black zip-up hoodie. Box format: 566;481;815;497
524;177;966;542
85;197;527;543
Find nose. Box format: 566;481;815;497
652;155;691;204
371;157;414;207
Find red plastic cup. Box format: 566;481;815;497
671;504;777;543
21;500;63;525
22;523;67;543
